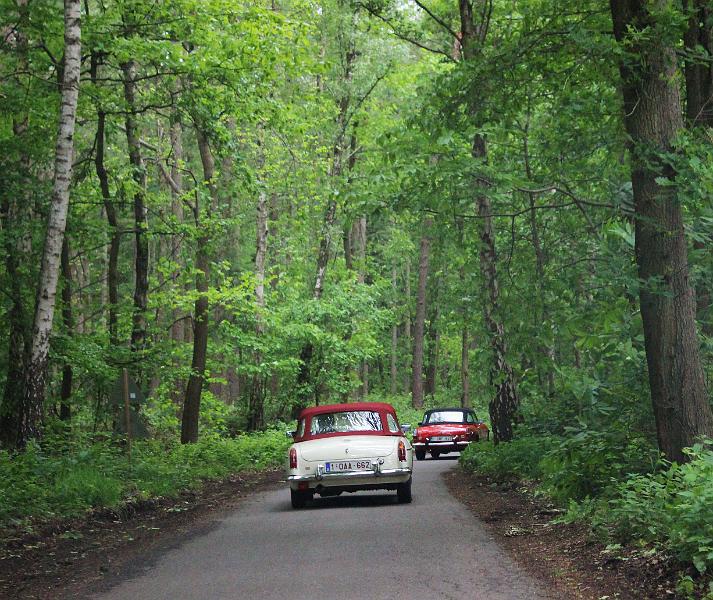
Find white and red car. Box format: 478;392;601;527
412;408;489;460
286;402;414;508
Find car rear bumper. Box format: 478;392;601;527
288;466;412;490
413;441;470;452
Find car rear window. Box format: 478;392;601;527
310;411;382;435
426;410;465;424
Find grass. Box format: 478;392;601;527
0;428;290;527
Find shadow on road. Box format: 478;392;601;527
272;492;405;512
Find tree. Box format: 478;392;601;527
19;0;82;445
411;218;431;408
610;0;713;462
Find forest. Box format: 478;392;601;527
2;0;713;594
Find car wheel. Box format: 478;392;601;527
431;451;440;459
290;488;312;509
415;449;426;461
396;478;412;504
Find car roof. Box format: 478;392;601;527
423;407;474;414
298;402;396;419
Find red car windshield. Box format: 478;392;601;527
425;410;472;424
310;410;382;435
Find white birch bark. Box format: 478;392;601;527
20;0;82;444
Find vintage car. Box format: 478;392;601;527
286;402;414;508
412;408;489;460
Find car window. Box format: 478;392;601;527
310;411;382;435
296;418;306;437
465;412;476;424
386;413;399;433
426;410;465;424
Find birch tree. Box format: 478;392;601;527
19;0;82;445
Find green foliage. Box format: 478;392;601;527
460;435;559;481
538;421;658;504
0;428;290;527
600;445;713;574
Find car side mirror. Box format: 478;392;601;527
286;430;295;438
400;424;411;434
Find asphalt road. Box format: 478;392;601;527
93;457;551;600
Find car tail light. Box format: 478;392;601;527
289;447;297;469
398;440;406;461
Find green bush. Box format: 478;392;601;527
459;435;559;481
538;422;658;504
0;428;290;527
602;445;713;574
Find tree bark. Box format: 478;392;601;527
93;78;121;347
18;0;82;445
522;113;554;397
121;59;149;362
169;115;185;343
611;0;713;462
473;134;519;443
181;128;214;444
459;1;519;443
0;0;33;446
403;260;412;392
390;264;399;394
411;219;431;409
59;238;73;421
297;41;356;403
248;184;269;431
684;0;713;127
460;325;470;408
424;282;440;398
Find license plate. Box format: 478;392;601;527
325;460;372;473
431;436;453;442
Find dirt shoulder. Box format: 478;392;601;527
444;466;700;600
0;469;283;600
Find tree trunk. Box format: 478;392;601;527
611;0;713;462
684;0;713;127
298;42;355;403
460;325;470;408
411;219;431;409
523;114;554;397
390;264;398;394
93;91;121;347
169;115;185;343
0;0;33;446
682;3;713;333
248;185;269;431
18;0;82;445
424;281;440;398
181;128;214;444
121;59;149;362
458;1;519;444
59;238;73;421
403;260;411;392
474;134;519;443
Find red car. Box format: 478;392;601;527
412;408;489;460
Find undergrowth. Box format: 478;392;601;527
460;431;713;579
0;428;290;527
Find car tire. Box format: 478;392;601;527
431;451;440;459
396;478;412;504
290;488;312;509
415;449;426;461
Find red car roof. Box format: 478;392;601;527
298;402;396;419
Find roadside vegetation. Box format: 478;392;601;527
0;419;289;527
461;434;713;595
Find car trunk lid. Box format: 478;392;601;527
299;436;396;461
